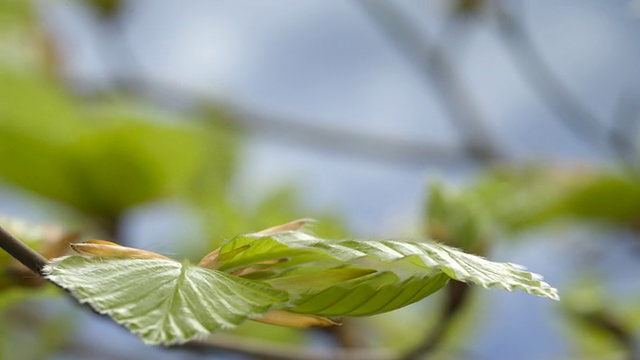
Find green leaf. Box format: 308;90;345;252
0;70;238;218
458;168;640;234
219;231;560;303
43;225;558;345
426;181;490;254
43;256;288;345
283;271;451;316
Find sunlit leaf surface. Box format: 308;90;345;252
44;256;288;345
219;231;560;303
43;223;558;345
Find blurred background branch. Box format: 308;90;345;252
492;0;638;163
354;0;504;163
119;77;472;168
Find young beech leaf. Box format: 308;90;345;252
217;230;560;302
43;256;288;345
277;271;451;316
43;220;559;346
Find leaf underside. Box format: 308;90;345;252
43;257;287;345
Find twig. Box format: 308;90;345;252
63;9;474;170
40;0;487;169
0;224;398;360
113;75;471;168
0;224;47;275
492;0;636;160
217;106;468;168
571;308;639;360
401;281;472;360
353;0;504;162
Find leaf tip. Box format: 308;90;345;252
70;241;172;260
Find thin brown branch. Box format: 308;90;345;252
216;106;468;168
106;74;472;168
571;308;639;360
353;0;504;162
401;281;472;360
0;224;48;275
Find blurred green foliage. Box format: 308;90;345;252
426;181;490;254
0;0;638;358
560;281;638;357
0;70;238;219
426;166;640;358
0;288;73;360
429;167;640;240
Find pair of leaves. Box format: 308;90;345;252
43;220;559;345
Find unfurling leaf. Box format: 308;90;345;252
217;230;560;302
253;310;338;327
44;219;558;346
70;240;172;260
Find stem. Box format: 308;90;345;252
401;281;472;360
0;224;48;275
574;309;638;360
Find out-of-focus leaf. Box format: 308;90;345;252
561;282;635;357
552;174;640;226
0;286;57;311
459;167;570;233
0;0;32;24
90;0;123;17
0;71;238;218
64;120;216;217
452;0;485;16
426;181;489;254
0;287;74;360
0;0;37;71
44;256;288;345
432;166;640;244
